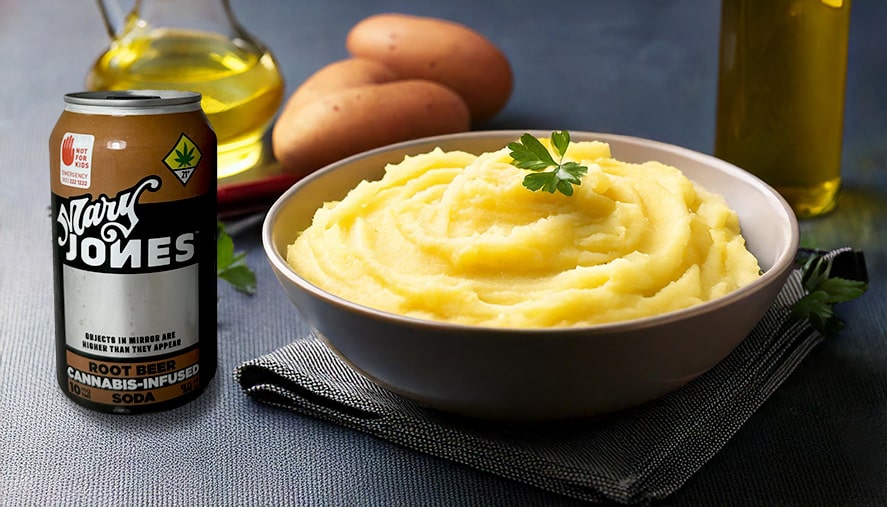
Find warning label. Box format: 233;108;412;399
59;132;94;189
162;133;202;186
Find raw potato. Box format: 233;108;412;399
272;79;471;176
346;13;513;122
282;58;399;112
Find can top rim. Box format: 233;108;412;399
64;90;202;108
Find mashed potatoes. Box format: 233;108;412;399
287;139;761;328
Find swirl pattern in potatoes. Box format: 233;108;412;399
287;139;761;328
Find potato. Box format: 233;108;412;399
282;58;399;112
272;79;471;176
346;13;512;122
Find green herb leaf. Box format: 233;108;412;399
508;131;588;196
217;220;256;295
551;130;571;157
791;253;867;337
507;134;557;170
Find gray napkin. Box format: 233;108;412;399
235;248;867;504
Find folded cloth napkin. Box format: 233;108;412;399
235;248;867;505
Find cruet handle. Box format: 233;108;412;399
96;0;135;39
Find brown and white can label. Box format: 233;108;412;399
49;91;217;413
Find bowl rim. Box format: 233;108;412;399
262;129;800;335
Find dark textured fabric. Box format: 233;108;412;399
235;248;867;504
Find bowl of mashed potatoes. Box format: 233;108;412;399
263;130;799;421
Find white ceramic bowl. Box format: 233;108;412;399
263;130;799;421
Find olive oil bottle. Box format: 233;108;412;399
715;0;851;218
88;1;284;178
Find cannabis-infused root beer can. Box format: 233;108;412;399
50;91;217;413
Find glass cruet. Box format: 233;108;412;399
87;0;285;178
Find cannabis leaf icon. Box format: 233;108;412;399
163;133;203;186
174;142;196;168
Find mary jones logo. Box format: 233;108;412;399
60;132;94;189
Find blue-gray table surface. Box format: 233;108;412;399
2;1;885;505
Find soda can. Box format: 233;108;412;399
49;90;217;413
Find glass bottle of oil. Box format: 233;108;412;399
715;0;851;218
87;0;285;178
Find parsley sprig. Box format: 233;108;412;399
791;252;867;337
508;131;588;196
217;220;256;295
